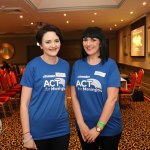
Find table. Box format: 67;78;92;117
121;77;127;89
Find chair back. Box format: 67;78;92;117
0;73;8;91
129;72;137;93
4;68;9;74
0;69;5;76
9;71;17;85
5;72;14;88
136;69;144;86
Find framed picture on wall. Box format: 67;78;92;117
148;28;150;53
131;25;145;56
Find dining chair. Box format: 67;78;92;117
0;73;20;109
0;96;12;117
3;72;21;93
119;72;137;101
0;69;5;76
9;71;21;89
135;69;144;89
127;69;144;89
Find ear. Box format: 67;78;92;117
39;45;43;50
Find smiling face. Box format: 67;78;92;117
82;37;100;57
40;31;61;57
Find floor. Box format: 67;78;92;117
0;98;150;150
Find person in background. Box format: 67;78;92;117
1;61;10;72
20;24;70;150
70;27;122;150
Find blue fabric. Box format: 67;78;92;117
70;58;122;136
20;57;70;140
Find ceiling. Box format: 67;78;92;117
0;0;150;36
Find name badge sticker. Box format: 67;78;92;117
94;71;106;77
55;72;66;77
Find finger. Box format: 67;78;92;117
33;142;38;149
81;134;86;142
86;137;92;143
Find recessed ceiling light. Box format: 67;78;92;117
114;24;117;27
30;22;34;25
142;2;147;5
130;11;133;14
20;15;23;19
91;20;95;23
66;20;69;24
63;13;67;16
121;19;124;22
94;12;97;15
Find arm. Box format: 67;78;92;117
64;94;68;110
64;86;70;110
99;87;119;124
20;86;37;149
71;86;90;142
86;87;119;143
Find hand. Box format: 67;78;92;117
86;127;100;143
78;122;90;142
23;134;37;149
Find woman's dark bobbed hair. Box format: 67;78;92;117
36;24;63;45
81;27;109;64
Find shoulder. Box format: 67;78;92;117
59;58;69;64
73;59;84;66
104;58;117;66
26;57;41;69
59;58;69;67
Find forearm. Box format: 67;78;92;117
20;102;30;134
20;86;32;134
98;87;119;125
71;86;85;126
72;97;85;126
64;95;68;110
99;98;116;124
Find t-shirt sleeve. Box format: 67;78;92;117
107;61;120;87
20;63;34;88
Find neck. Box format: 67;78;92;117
41;55;58;65
87;56;101;65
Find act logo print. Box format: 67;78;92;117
76;78;102;92
44;77;65;91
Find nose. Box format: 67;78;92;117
86;40;91;46
51;42;56;47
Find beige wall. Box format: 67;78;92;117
0;31;118;66
118;13;150;70
0;35;36;64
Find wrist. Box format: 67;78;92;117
97;120;105;129
23;135;32;144
22;131;30;135
23;132;31;138
96;120;106;133
96;125;103;133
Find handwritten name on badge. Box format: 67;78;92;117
55;72;66;77
94;71;106;77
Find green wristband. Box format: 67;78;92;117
97;120;105;128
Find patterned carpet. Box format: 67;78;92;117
0;98;150;150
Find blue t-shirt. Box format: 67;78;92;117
70;58;122;136
20;57;70;140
